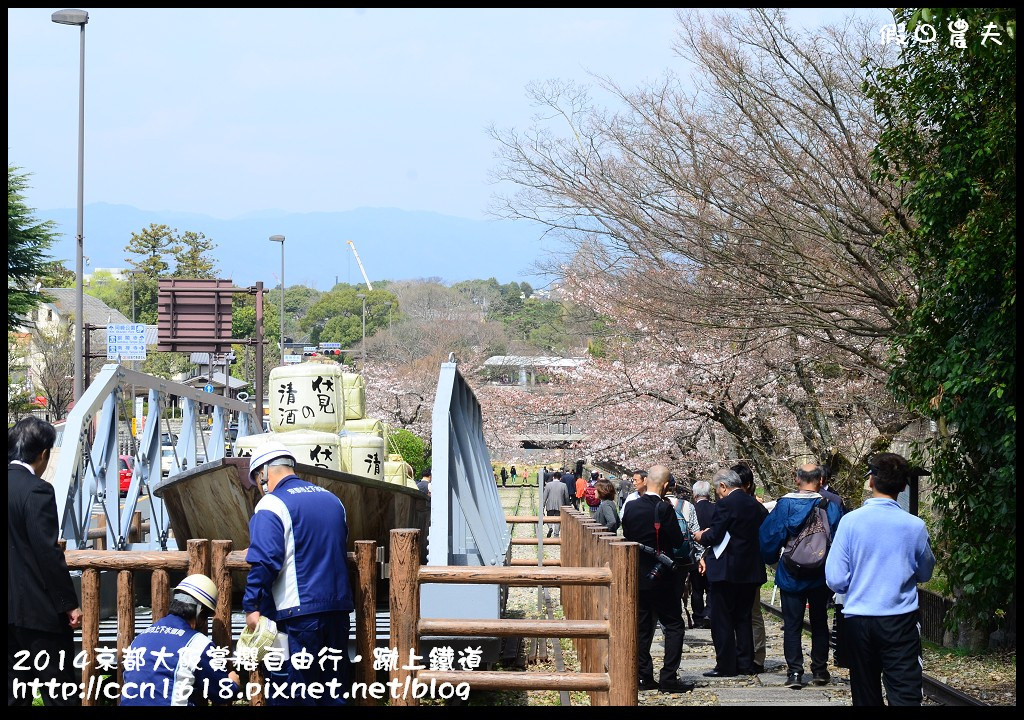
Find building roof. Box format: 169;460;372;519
41;288;132;326
483;355;588;369
183;371;247;391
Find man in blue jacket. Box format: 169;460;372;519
759;464;843;689
122;575;241;706
243;441;355;706
825;452;935;706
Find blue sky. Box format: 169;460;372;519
9;8;893;224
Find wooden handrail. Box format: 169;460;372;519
391;518;638;707
419;566;607;585
67;540;377;707
418;618;609;638
505;515;560;523
510;537;560;545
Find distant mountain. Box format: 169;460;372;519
37;203;563;289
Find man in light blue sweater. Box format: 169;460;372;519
825;452;935;706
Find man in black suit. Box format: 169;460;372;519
694;467;769;677
621;465;694;694
8;416;83;706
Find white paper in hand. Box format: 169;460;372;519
713;531;731;559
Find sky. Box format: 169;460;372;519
9;8;893;224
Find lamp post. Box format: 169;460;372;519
52;8;89;402
269;235;285;363
356;292;366;370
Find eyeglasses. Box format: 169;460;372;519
865;463;878;478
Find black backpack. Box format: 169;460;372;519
782;497;832;578
671;501;698;568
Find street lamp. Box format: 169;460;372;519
356;292;366;370
269;235;285;362
52;8;89;402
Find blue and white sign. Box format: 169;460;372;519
282;354;303;364
204;383;215;393
320;342;341;349
106;323;147;361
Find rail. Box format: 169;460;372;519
759;601;988;707
62;538;378;706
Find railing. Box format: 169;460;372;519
53;363;262;551
62;538;378;707
387;522;639;707
557;508;636;705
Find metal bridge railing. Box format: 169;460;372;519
51;363;261;551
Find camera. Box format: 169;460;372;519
639;543;676;582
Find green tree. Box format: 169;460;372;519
388;427;428;479
867;8;1016;639
125;223;175;278
39;260;75;288
8;165;57;329
171;230;218;278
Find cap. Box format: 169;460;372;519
248;440;296;483
174;574;218;613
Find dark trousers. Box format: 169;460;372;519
689;568;708;619
844;611;923;706
780;584;831;676
268;612;351;706
545;509;561;537
708;581;757;674
636;583;686;683
8;623;80;706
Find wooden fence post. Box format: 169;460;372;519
80;568;100;706
354;540;377;705
151;569;169;621
116;570;134;691
211;540;233;649
389;529;421;707
608;542;639;706
187;539;211;635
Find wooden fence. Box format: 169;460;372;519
387;513;639;706
62;538;378;706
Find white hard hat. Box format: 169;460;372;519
248;440;296;482
174;574;218;614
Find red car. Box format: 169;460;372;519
118;455;134;496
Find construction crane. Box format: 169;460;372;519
346;240;373;291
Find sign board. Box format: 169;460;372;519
107;323;147;361
303;346;317;353
204;384;215;393
320;342;341;349
157;278;234;353
282;355;303;364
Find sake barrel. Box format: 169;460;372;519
344;417;385;441
384;459;415;488
337;431;386;481
233;430;344;474
269;363;345;433
233;431;276;459
341;372;366;421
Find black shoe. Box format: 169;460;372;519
659;678;695;693
811;671;830;686
638;677;659;691
702;669;737;678
785;672;803;689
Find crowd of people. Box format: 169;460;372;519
10;411;935;707
609;453;935;704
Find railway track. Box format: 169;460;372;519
759;601;988;707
